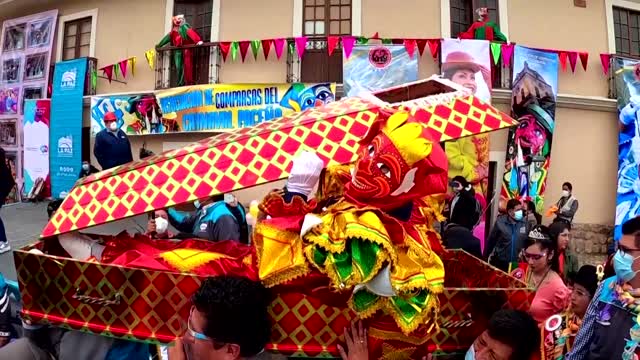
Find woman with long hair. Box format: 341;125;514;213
523;225;570;323
0;147;13;254
549;221;579;282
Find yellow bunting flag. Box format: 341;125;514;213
144;49;155;70
129;56;137;77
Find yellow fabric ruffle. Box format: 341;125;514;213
253;222;309;287
159;248;231;273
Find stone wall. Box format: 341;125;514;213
570;223;613;267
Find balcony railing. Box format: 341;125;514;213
155;42;221;90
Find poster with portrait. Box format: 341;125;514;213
500;46;558;213
24;52;46;80
0;119;17;147
0;87;19;115
2;24;25;52
27;18;53;48
440;39;492;241
2;58;21;83
343;45;418;97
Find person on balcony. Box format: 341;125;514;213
93;112;133;171
167;193;247;243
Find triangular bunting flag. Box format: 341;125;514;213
568;51;578;72
231;41;239;61
600;53;611;76
490;42;502;65
144;49;155;70
371;32;380;39
427;39;440;60
239;41;250;62
416;39;427;56
404;39;417;59
342;36;356;59
502;43;514;67
220;42;231;62
579;52;589;71
91;69;97;90
274;38;286;59
261;39;272;59
295;36;307;59
391;38;404;45
288;42;295;55
129;57;136;77
113;64;119;78
382;38;392;45
250;40;261;60
356;36;368;45
559;51;568;72
102;66;113;83
119;59;128;78
327;36;339;56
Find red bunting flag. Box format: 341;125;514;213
273;38;286;60
219;42;231;62
404;39;417;59
342;36;356;59
239;41;250;62
102;66;113;83
294;36;307;59
568;51;578;72
579;52;589;71
327;36;339;56
600;53;611;76
416;39;427;56
501;43;514;67
119;59;128;78
371;32;380;40
558;51;568;72
261;39;272;59
427;39;440;60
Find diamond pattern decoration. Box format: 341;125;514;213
43;92;516;237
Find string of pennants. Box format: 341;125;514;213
100;36;615;84
98;57;137;83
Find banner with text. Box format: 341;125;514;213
90;94;165;136
154;83;336;132
23;99;50;197
501;46;558;212
342;44;417;97
614;57;640;240
50;58;87;198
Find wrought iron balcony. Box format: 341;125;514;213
154;42;221;90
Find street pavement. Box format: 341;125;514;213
0;201;151;281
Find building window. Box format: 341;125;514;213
62;17;92;60
300;0;351;83
613;6;640;57
450;0;499;38
173;0;212;41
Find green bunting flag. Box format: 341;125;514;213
490;42;502;65
231;41;239;61
250;40;261;60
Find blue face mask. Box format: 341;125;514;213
513;210;524;221
613;249;640;282
465;344;475;360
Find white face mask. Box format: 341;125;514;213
562;190;570;198
82;164;89;171
155;217;168;234
108;122;118;131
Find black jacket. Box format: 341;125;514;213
0;161;14;204
448;188;480;230
443;223;483;260
94;129;133;170
485;214;529;262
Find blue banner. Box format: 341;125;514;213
50;58;86;198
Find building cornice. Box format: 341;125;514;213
82;85;618;113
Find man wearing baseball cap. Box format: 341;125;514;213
93;111;133;170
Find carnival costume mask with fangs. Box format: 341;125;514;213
344;110;449;211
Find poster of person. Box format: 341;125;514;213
2;58;21;83
2;24;25;52
343;45;418;97
0;87;19;115
613;57;640;240
90;95;166;136
23;99;50;198
24;53;46;80
27;18;53;48
501;46;558;213
0;119;17;147
22;86;44;114
441;39;492;242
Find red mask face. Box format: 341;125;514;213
515;114;547;155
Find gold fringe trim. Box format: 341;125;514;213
262;263;310;288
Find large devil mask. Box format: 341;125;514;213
344;110;448;211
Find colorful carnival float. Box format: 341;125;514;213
14;77;534;358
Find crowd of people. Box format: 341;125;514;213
0;110;632;359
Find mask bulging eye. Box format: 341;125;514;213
368;145;375;157
377;163;391;178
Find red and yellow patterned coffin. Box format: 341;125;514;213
41;79;515;238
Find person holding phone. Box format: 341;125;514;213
167;193;246;243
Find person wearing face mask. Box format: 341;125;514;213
93;112;133;171
567;216;640;360
553;182;579;224
486;199;529;272
549;221;579;282
446;175;481;231
78;160;100;179
146;209;175;239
